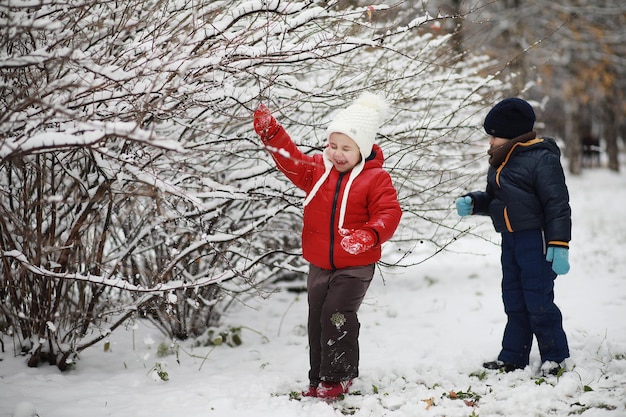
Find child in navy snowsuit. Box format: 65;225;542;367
456;98;571;375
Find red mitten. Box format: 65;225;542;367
253;103;281;143
340;229;377;255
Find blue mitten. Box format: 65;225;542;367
455;196;473;216
546;246;570;275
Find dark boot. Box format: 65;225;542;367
483;360;524;372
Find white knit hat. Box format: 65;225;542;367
303;92;388;230
326;92;388;160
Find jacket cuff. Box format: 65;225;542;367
548;241;569;249
263;125;285;144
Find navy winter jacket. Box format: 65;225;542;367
467;137;571;248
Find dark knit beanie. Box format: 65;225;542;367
483;98;536;139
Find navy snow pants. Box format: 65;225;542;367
498;229;569;367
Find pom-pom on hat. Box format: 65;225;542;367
326;92;388;160
483;98;536;139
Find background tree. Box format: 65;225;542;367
0;0;503;369
437;0;626;173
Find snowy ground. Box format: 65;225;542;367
1;165;625;417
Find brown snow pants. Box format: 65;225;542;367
306;263;374;386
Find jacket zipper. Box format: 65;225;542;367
329;172;346;270
503;207;513;232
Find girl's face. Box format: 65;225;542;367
328;132;362;173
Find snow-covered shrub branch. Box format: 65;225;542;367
0;0;503;368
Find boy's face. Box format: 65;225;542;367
489;136;509;152
328;132;362;173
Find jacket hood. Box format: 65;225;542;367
513;136;561;157
534;136;561;157
366;143;386;168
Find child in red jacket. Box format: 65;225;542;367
253;93;402;399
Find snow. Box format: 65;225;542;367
0;121;184;161
1;166;625;416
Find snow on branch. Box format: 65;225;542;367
1;120;184;162
2;249;235;293
204;0;314;38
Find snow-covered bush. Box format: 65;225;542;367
0;0;501;369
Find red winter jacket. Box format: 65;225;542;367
265;127;402;270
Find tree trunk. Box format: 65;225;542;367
603;93;621;172
564;101;582;175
